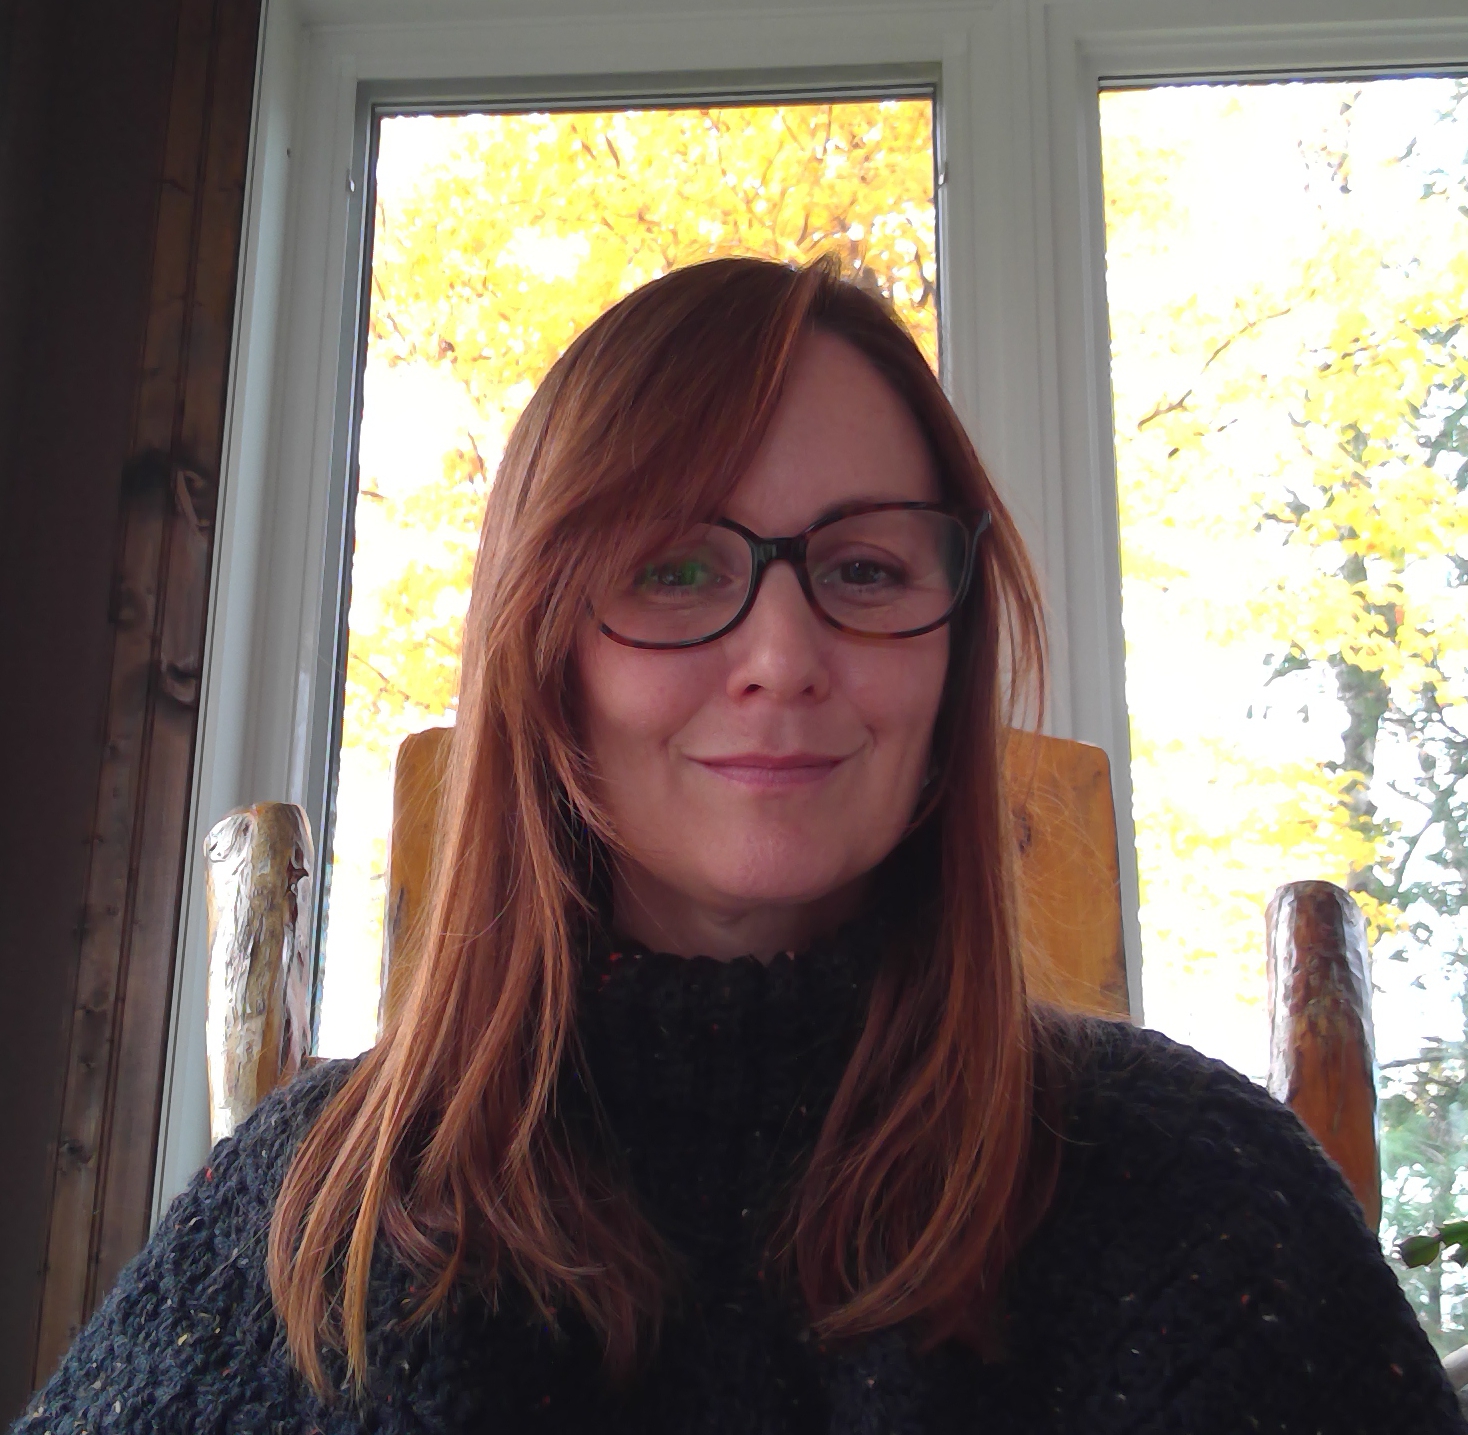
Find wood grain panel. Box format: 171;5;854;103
91;0;263;1314
32;0;262;1385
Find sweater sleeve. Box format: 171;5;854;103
10;1061;358;1435
1022;1021;1467;1435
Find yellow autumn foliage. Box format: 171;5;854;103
1104;79;1468;1080
343;100;936;761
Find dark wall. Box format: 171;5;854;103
0;0;183;1417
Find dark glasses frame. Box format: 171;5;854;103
598;501;992;651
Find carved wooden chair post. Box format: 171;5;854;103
202;803;314;1144
1265;880;1380;1228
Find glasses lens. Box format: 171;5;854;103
599;524;752;646
805;509;969;634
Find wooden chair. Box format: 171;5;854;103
378;726;1131;1030
203;728;1379;1231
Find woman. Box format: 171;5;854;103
16;257;1462;1433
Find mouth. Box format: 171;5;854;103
690;752;849;789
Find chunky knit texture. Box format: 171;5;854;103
15;922;1466;1434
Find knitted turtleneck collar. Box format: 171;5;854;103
573;921;886;1278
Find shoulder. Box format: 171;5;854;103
1007;1016;1465;1431
12;1059;360;1435
153;1055;361;1254
202;1056;361;1207
1056;1014;1288;1136
1049;1015;1338;1196
1040;1014;1367;1273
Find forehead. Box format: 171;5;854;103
721;330;941;534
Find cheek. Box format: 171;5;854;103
840;631;949;753
574;628;716;763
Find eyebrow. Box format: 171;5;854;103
722;494;940;531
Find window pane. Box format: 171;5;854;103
318;99;938;1059
1102;77;1468;1354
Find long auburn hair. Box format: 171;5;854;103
269;255;1061;1393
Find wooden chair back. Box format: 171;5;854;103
379;726;1132;1028
201;730;1382;1233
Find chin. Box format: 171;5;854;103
709;875;850;909
701;832;869;908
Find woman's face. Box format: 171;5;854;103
575;331;950;958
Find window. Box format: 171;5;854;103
168;0;1468;1351
1100;75;1468;1354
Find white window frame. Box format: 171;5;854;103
156;0;1468;1216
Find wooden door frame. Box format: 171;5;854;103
30;0;263;1387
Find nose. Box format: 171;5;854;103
723;560;831;702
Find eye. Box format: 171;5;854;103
814;547;910;591
634;557;719;591
834;557;904;587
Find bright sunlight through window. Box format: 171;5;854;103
1102;77;1468;1353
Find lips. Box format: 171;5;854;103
690;752;848;788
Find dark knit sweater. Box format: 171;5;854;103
14;924;1466;1434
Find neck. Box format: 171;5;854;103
610;863;870;962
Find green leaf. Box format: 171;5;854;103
1397;1233;1444;1267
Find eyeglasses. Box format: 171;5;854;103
597;502;989;651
